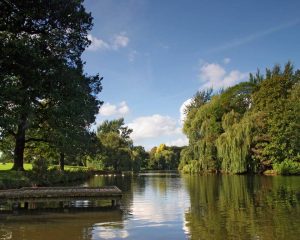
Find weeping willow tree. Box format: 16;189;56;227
185;96;223;172
216;112;257;174
180;62;300;175
182;83;255;173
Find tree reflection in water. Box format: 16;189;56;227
183;175;300;240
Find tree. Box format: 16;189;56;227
131;146;149;172
0;0;101;170
180;63;300;174
148;144;183;170
96;119;133;171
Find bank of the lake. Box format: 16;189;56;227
1;172;299;240
0;163;129;190
0;163;93;190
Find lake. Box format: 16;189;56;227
1;173;299;240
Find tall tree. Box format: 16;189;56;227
180;63;300;174
0;0;100;170
96;119;133;171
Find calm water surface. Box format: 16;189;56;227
0;173;299;240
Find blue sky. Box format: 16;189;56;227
82;0;300;149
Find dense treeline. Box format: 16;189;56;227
179;63;300;175
148;144;183;170
84;119;182;172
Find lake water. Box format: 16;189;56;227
1;173;299;240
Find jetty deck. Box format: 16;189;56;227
0;186;122;209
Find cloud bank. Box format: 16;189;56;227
199;62;248;89
99;101;130;117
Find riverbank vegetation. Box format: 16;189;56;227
179;63;300;175
0;167;91;190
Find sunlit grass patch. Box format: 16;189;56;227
0;163;32;171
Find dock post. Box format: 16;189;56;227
24;202;29;210
111;199;116;207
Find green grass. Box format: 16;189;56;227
0;163;32;171
0;163;89;171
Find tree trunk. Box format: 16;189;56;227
12;116;27;171
59;152;65;171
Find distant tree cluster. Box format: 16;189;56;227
84;121;183;172
179;63;300;175
148;144;183;170
88;118;149;172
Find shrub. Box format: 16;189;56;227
273;160;300;175
0;171;30;189
30;158;50;185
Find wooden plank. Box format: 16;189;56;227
0;186;122;202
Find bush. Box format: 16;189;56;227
32;158;49;173
27;166;91;186
0;171;31;189
30;158;49;185
181;160;201;174
273;160;300;175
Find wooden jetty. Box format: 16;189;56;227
0;186;122;210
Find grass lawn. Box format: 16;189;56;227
0;163;89;171
0;163;32;171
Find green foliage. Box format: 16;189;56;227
181;63;300;175
94;119;134;172
273;160;300;175
30;158;49;185
0;0;102;170
181;160;201;174
32;158;49;173
0;171;30;189
131;146;149;171
26;167;91;187
178;146;194;171
216;113;256;173
148;144;183;170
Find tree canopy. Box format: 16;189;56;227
0;0;102;170
180;63;300;175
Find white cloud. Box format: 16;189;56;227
223;58;231;64
223;70;248;87
128;114;178;141
87;33;129;51
180;98;192;124
112;33;129;50
199;62;248;89
200;63;226;85
99;101;130;117
87;34;110;51
166;136;188;147
118;101;130;115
